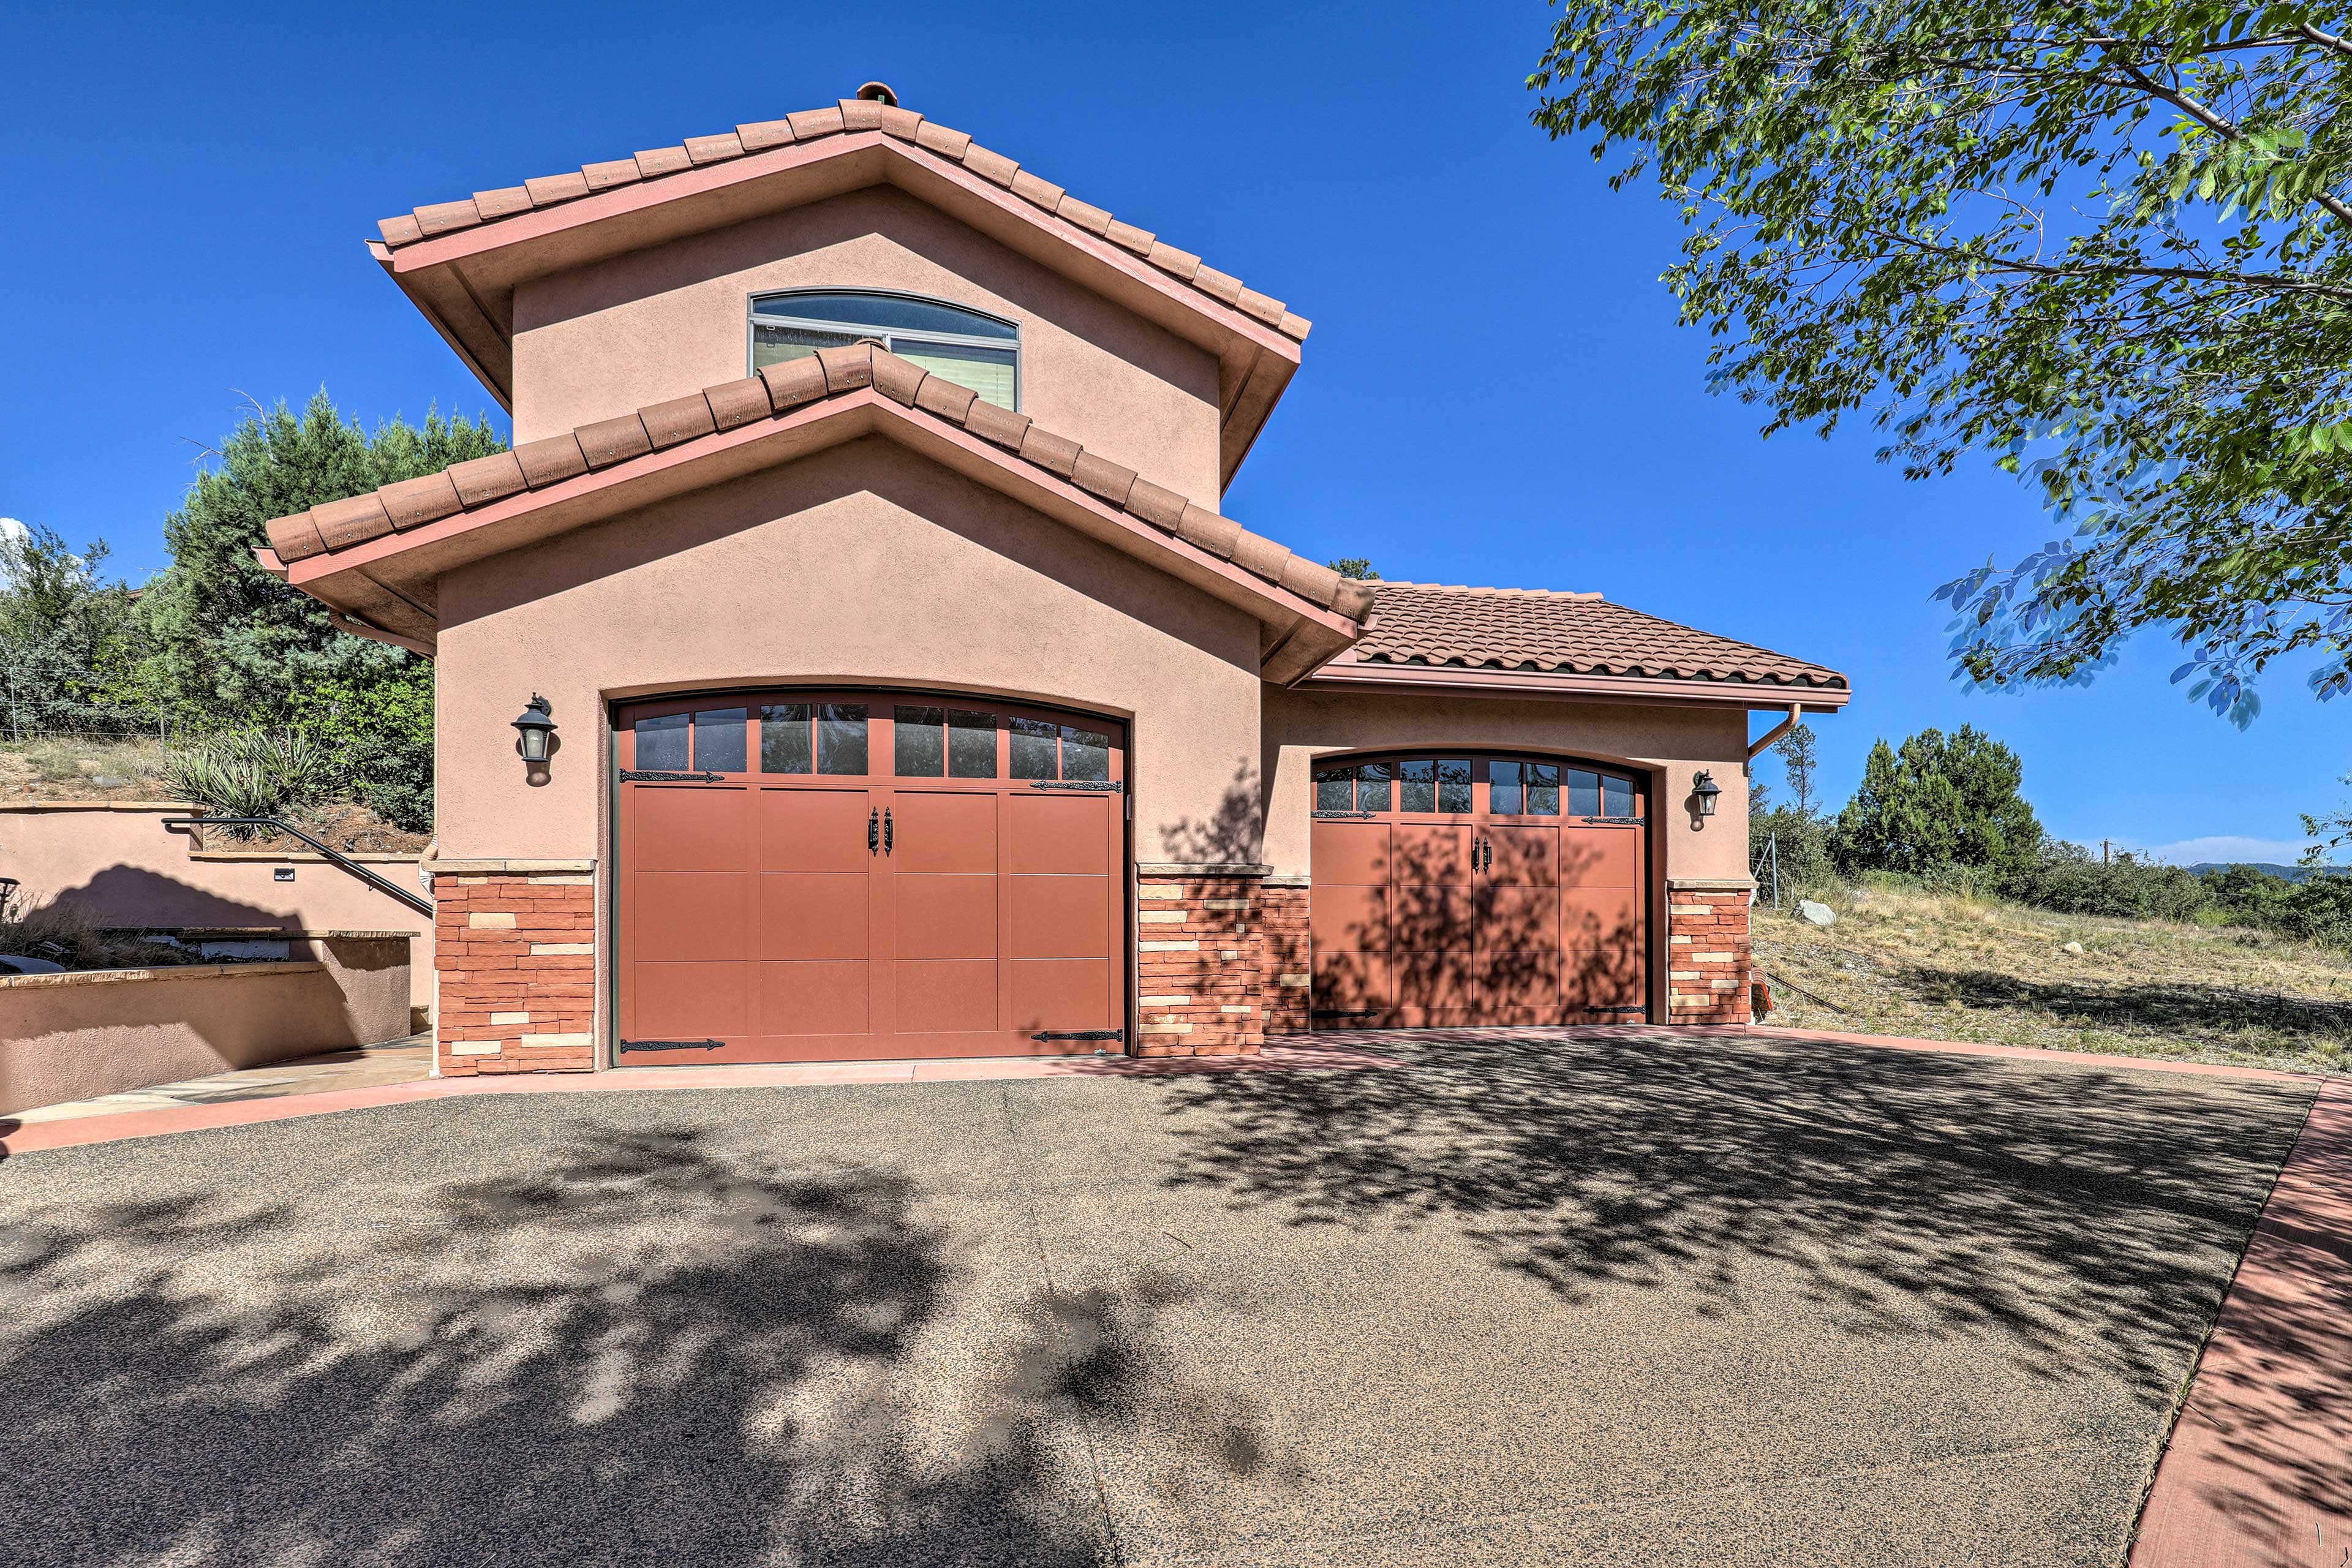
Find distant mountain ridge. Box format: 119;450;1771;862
2185;861;2351;882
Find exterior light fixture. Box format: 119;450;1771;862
511;694;557;763
1691;770;1721;818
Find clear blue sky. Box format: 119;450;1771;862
1;1;2335;863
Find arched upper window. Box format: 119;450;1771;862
748;290;1020;411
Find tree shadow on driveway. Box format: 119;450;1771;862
0;1121;1223;1567
1156;1028;2318;1405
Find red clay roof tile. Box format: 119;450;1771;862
379;473;463;532
448;451;527;508
380;93;1308;342
703;375;772;432
524;171;590;207
736;118;797;153
514;433;588;489
576;413;652;470
786;106;845;140
262;348;1371;625
581;158;643;192
1351;582;1847;690
639;393;717;450
683;132;746;166
962;144;1020;187
472;186;532;221
870;350;927;406
1071;451;1138;508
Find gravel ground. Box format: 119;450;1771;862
0;1028;2317;1567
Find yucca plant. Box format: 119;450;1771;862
163;729;336;837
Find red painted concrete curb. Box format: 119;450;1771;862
1672;1022;2328;1085
2130;1080;2352;1568
0;1044;1401;1158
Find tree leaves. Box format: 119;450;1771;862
1531;1;2352;720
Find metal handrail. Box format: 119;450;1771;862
159;816;434;917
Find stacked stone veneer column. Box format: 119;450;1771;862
1259;875;1312;1037
1667;879;1754;1025
433;867;597;1074
1134;865;1274;1057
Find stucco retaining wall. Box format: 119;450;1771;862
0;934;415;1116
0;803;434;1011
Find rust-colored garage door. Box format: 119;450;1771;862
616;694;1125;1063
1308;755;1648;1029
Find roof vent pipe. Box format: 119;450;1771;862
855;81;899;107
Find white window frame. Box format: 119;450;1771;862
746;288;1021;411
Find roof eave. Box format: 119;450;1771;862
286;390;1357;669
1297;660;1852;710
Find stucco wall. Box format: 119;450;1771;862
510;186;1226;509
1258;685;1754;880
0;937;414;1116
432;435;1266;867
0;804;434;1009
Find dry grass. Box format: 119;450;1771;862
0;736;426;852
1753;881;2352;1075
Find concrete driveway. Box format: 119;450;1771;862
0;1029;2316;1567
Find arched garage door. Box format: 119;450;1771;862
616;693;1125;1063
1308;754;1649;1030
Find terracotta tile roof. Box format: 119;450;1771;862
1350;582;1847;690
374;91;1310;344
261;343;1374;624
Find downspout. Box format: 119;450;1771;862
1746;703;1805;772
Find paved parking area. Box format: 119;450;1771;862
0;1028;2318;1566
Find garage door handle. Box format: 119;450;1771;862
883;808;894;856
867;809;878;854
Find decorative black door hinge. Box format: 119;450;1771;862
1587;1006;1649;1016
622;769;725;783
1028;779;1123;793
1030;1028;1124;1042
1578;815;1647;826
619;1038;725;1054
1313;810;1378;820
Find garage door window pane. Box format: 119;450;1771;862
948;710;997;777
1357;760;1393;812
1490;760;1523;816
635;712;689;770
816;704;869;775
693;709;747;773
1061;725;1110;782
894;706;946;775
760;704;812;773
1527;762;1561;816
1010;717;1058;779
1604;774;1636;818
1399;759;1434;813
1567;769;1600;817
1314;765;1353;812
1437;759;1472;814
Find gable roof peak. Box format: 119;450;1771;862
374;92;1310;345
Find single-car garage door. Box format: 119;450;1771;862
616;693;1125;1063
1308;754;1648;1029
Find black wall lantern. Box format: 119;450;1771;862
1691;770;1721;818
512;694;556;764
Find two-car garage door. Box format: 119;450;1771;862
616;693;1125;1063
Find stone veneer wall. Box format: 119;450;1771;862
432;865;597;1075
1259;876;1311;1037
1134;865;1272;1057
1667;880;1753;1025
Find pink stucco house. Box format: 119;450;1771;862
255;84;1847;1076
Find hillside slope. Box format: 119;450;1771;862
1753;884;2352;1075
